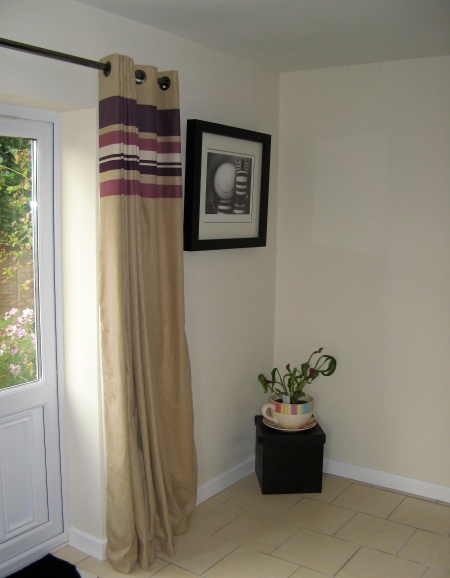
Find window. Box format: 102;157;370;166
0;136;39;388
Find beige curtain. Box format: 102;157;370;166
98;54;197;574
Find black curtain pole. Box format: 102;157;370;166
0;37;171;90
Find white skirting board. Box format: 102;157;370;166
323;458;450;503
69;527;107;561
196;457;256;505
197;455;449;505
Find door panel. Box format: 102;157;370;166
0;406;48;541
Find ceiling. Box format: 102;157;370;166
74;0;450;72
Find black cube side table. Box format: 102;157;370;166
255;415;326;494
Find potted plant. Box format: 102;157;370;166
258;347;337;430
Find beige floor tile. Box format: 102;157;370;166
151;564;201;577
203;546;298;578
224;481;300;518
296;475;352;503
272;528;359;575
243;471;259;485
335;546;425;578
77;570;98;578
212;480;255;503
157;528;236;575
279;498;355;535
335;512;415;554
77;555;167;577
289;567;332;578
53;545;90;565
389;497;450;535
422;567;450;577
214;511;298;554
332;483;405;518
188;499;243;534
398;529;450;568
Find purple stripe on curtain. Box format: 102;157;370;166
100;179;140;197
99;96;138;129
100;96;181;137
139;139;181;154
99;153;139;163
100;132;180;154
100;180;182;198
99;159;141;173
139;166;182;176
100;131;140;148
140;182;183;198
137;105;181;137
99;160;182;177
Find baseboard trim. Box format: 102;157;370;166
197;457;255;505
196;455;449;505
69;527;106;561
323;458;450;503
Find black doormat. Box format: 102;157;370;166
7;554;81;577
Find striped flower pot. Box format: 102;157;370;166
261;394;314;430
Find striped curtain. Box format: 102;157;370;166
98;54;197;574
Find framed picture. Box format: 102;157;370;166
184;119;271;251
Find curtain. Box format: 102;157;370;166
98;54;197;574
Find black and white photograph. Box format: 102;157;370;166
204;151;254;221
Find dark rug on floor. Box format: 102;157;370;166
7;554;81;577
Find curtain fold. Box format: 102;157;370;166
98;54;197;574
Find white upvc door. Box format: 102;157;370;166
0;112;65;575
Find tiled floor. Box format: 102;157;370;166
54;473;450;577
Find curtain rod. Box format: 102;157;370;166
0;37;171;90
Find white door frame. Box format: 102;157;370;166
0;103;68;577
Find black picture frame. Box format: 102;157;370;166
184;119;271;251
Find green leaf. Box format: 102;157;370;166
300;362;309;377
258;374;269;393
320;355;337;376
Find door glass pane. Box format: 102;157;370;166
0;136;39;389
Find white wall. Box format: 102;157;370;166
0;0;279;549
277;57;450;490
60;109;106;552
